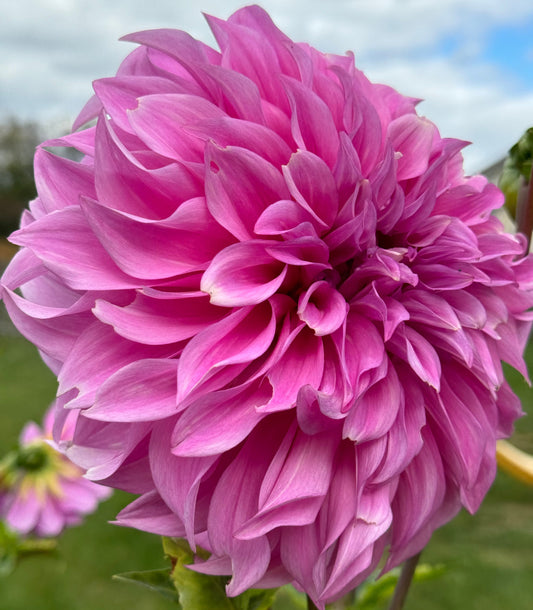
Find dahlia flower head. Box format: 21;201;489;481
1;5;533;606
0;403;111;537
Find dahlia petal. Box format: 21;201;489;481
254;199;318;235
81;196;226;279
371;370;426;484
59;322;177;410
324;484;393;596
280;524;323;606
44;127;97;157
445;289;487;329
149;422;218;547
121;27;222;78
298;281;347;336
93;76;186;133
238;427;338;537
94;293;224;344
403;326;442;390
171;381;271;456
343;361;403;442
262;326;325;411
186;116;292;166
128;93;225;161
282;76;339;168
85;359;178;422
283;150;339;228
9;207;140;290
206;14;288;110
207;430;273;594
390;429;445;549
201;240;287;306
341;311;385;399
115;490;186;536
177;302;276;403
400;290;460;330
434;182;504;221
1;287;92;365
94;117;201;219
5;490;40;534
37;498;66;537
205;142;289;241
388;114;436;180
34;148;96;213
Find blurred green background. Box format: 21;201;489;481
1;316;533;610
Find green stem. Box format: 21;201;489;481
386;552;422;610
307;594;320;610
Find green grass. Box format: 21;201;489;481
1;330;533;609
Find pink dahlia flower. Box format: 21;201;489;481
0;403;111;537
1;5;533;606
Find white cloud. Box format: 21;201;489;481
1;0;533;173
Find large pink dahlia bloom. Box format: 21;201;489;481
1;5;533;606
0;404;111;537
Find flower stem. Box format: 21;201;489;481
386;552;422;610
307;594;320;610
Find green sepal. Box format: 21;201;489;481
113;568;180;603
162;537;278;610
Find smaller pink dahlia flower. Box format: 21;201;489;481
0;403;111;537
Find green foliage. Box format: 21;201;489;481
113;568;180;603
499;127;533;218
355;564;446;610
162;537;277;610
0;522;57;577
0;119;40;236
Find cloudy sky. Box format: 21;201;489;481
2;0;533;174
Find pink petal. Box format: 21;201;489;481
298;281;347;336
201;240;287;307
85;359;178;422
387;114;436;180
177;301;276;403
205;142;289;241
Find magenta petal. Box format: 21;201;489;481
343;362;403;442
282;76;339;168
186;116;292;167
34;147;96;214
205;142;289;241
9;207;139;290
201;240;287;306
207;429;273;595
237;428;338;538
81;196;229;280
128;93;225;161
115;490;186;536
177;302;276;403
388;114;436;180
298;281;347;336
172;381;271;456
94;293;224;345
85;359;178;422
283;150;339;228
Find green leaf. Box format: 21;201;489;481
272;585;307;609
356;569;402;610
162;537;279;610
355;563;446;610
113;568;180;604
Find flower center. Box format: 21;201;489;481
15;443;50;472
